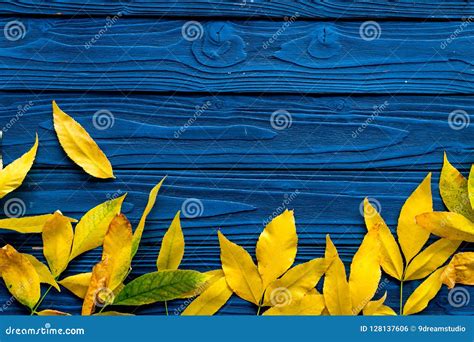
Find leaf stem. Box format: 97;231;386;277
399;280;404;315
30;285;53;315
256;305;262;316
164;300;169;316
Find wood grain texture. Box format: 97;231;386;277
1;93;474;170
0;169;472;315
1;0;474;18
1;19;474;93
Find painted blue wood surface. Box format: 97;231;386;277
0;3;472;316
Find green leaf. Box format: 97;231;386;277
113;270;207;306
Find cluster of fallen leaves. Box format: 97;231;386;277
0;101;472;315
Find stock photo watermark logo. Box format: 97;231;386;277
262;12;300;49
84;12;123;49
352;101;389;138
94;287;115;308
263;190;299;226
174;101;212;139
448;109;470;130
270;287;292;307
93;109;115;130
270;109;292;130
359;197;381;218
4;198;26;218
181;21;204;42
2;101;34;133
448;287;470;308
181;198;204;218
359;21;381;41
440;16;473;49
4;20;26;41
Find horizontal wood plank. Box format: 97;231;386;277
1;93;474;170
1;1;474;19
1;19;474;93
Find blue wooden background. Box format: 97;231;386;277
0;1;473;315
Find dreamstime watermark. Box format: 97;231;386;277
0;296;15;313
93;287;115;308
359;197;381;218
262;12;300;49
4;20;26;41
4;198;26;218
448;109;470;130
5;323;85;336
181;198;204;218
270;109;292;130
270;287;292;307
352;101;389;138
174;101;212;139
106;189;123;201
448;287;470;308
440;16;473;49
2;101;34;133
263;190;299;226
181;21;204;41
359;21;381;41
93;109;115;130
84;12;123;49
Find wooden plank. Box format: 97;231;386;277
1;19;474;94
1;93;474;170
1;1;474;19
0;169;472;315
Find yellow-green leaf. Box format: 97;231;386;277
181;276;232;316
403;267;445;315
69;194;126;261
263;258;327;306
59;272;91;299
0;134;38;199
36;309;70;316
441;153;474;221
441;252;474;288
52;101;114;179
322;235;352;315
397;173;433;263
256;210;297;289
179;269;224;299
0;245;40;309
82;260;109;316
363;293;396;316
0;214;77;234
131;177;166;257
364;198;404;280
218;231;263;305
157;211;184;270
404;238;461;281
42;211;74;277
263;293;325;316
102;214;132;290
23;254;60;291
349;229;381;315
416;211;474;242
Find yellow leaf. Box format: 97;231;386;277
263;258;327;306
69;194;126;261
179;269;224;299
404;238;461;281
397;173;433;263
52;101;114;179
263;293;325;316
364;198;404;280
441;252;474;288
102;214;132;290
363;293;396;316
0;134;38;199
441;153;474;220
181;276;233;315
59;272;91;298
218;231;263;305
23;254;60;291
256;210;297;289
0;245;40;309
36;309;70;316
403;267;445;315
82;260;109;316
416;212;474;242
131;177;166;257
0;214;77;234
349;229;381;314
42;211;73;277
157;211;184;270
322;235;352;315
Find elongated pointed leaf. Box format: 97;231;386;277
42;211;73;277
53;101;114;179
157;211;184;270
69;195;126;261
23;254;60;291
218;231;263;305
397;173;433;263
256;210;297;289
416;211;474;242
263;293;325;316
441;252;474;288
182;276;232;316
404;238;461;281
82;260;109;316
363;293;396;316
59;272;91;299
0;134;38;199
403;267;445;315
0;214;77;234
36;309;70;316
113;270;207;306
